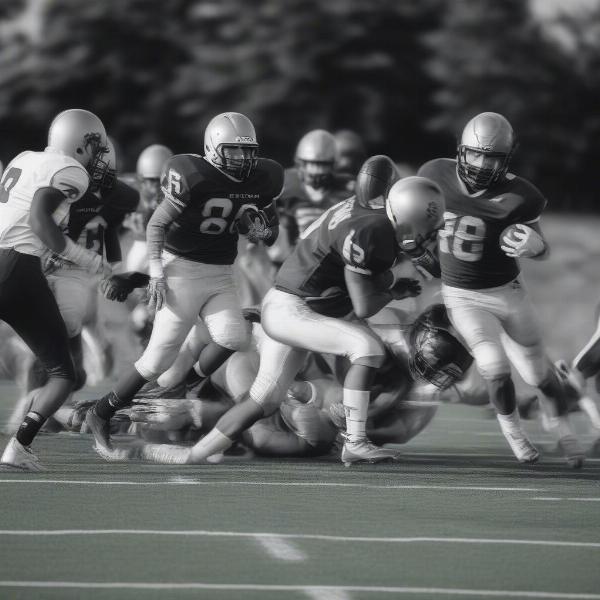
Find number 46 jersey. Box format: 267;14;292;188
160;154;284;265
418;158;547;290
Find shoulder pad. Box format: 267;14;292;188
257;158;284;198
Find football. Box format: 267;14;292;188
500;223;525;246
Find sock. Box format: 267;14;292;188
95;368;148;420
487;375;516;415
188;428;233;463
496;409;522;433
343;388;369;442
578;396;600;430
16;411;46;446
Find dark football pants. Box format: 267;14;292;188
0;249;75;381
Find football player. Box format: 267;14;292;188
123;144;174;273
418;111;584;468
268;130;354;267
0;109;111;470
86;112;283;453
333;129;367;179
135;175;445;466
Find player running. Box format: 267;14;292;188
418;111;584;467
0;109;111;470
86;112;284;454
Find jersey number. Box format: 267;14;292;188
439;212;486;262
200;198;252;235
342;230;366;266
0;167;22;204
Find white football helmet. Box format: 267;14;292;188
47;109;108;192
204;112;258;180
295;129;336;189
457;112;515;191
386;176;445;251
136;144;173;180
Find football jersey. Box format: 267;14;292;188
119;172;158;242
280;168;353;242
276;197;397;317
160;155;284;264
418;158;547;289
65;179;139;259
0;150;89;256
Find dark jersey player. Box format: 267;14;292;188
158;171;445;467
87;112;284;454
418;111;584;468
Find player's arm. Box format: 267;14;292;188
30;187;106;274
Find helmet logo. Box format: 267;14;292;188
235;136;255;143
425;201;439;220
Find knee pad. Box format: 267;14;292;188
249;372;285;416
348;335;386;368
513;344;549;387
135;349;178;381
472;342;510;380
208;318;251;352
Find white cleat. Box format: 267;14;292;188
0;437;44;472
140;443;192;465
501;429;540;464
557;435;585;469
341;437;401;467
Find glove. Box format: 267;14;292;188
41;250;65;275
236;207;272;243
500;224;546;258
147;276;168;311
389;277;422;300
100;274;136;302
400;240;441;280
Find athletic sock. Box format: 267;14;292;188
343;388;369;442
496;409;523;433
16;411;46;446
188;428;233;463
95;369;148;420
578;396;600;430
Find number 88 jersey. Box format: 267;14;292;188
418;158;547;290
160;154;284;265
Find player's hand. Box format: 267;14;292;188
147;276;168;311
41;250;65;275
129;398;194;431
389;277;422;300
500;224;545;258
100;274;135;302
236;207;272;243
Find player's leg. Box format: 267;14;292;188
443;285;538;463
0;252;75;470
501;291;584;467
88;269;202;449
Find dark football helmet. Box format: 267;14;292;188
409;304;473;390
457;112;515;192
355;155;398;209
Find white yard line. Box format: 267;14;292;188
0;530;598;548
254;534;307;562
532;497;600;502
0;478;551;491
0;582;598;598
304;589;352;600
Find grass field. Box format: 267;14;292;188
0;383;599;600
1;212;600;600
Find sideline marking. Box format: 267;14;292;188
254;535;307;562
0;530;598;548
0;582;598;598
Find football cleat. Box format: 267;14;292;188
341;436;401;467
557;435;585;469
499;427;540;464
140;443;192;464
0;437;44;471
86;407;112;452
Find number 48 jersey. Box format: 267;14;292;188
275;198;397;317
160;154;284;265
418;158;547;290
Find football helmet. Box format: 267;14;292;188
457;112;515;191
204;112;258;180
385;176;445;253
295;129;336;189
95;137;117;194
409;304;473;390
334;129;367;177
355;155;398;209
136;144;173;180
47;109;109;192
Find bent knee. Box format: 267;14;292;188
208;319;251;352
473;343;510;381
348;335;386;368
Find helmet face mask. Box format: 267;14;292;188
295;129;336;190
296;159;334;189
457;112;515;191
89;137;115;194
204;112;259;181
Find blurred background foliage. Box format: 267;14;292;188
0;0;599;209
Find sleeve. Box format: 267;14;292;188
50;165;90;203
145;200;183;278
342;223;396;276
101;180;140;227
160;157;191;212
257;159;284;210
511;180;548;224
416;159;439;180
